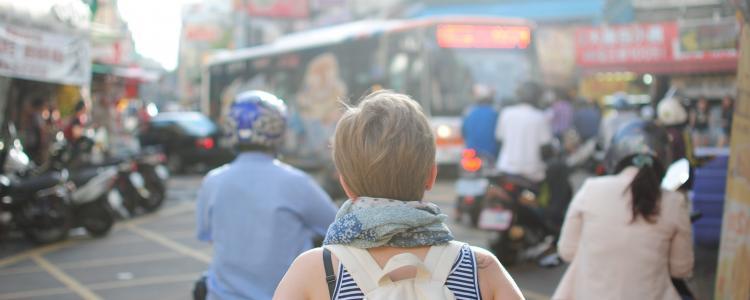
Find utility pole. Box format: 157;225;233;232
234;0;247;48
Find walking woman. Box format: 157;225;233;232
274;91;522;300
553;121;694;300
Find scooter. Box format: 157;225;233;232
47;136;118;237
112;148;168;216
0;135;71;244
480;173;555;266
455;149;491;227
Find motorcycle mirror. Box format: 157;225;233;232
661;158;690;191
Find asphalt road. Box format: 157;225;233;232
0;174;716;300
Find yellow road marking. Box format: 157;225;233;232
0;202;195;269
0;239;76;268
0;251;185;276
125;224;210;263
30;254;102;300
0;287;72;299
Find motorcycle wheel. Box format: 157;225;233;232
80;198;115;237
139;175;166;213
23;195;71;244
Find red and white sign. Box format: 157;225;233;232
0;23;90;85
575;21;738;74
246;0;308;18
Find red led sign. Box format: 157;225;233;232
436;24;531;49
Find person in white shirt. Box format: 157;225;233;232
495;82;554;183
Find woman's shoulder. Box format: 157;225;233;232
273;248;329;300
467;245;524;300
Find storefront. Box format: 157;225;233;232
0;1;91;162
575;19;739;105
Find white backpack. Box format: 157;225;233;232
325;241;464;300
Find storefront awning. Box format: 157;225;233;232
92;64;161;82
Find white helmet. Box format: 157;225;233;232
657;97;688;126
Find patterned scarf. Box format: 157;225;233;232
323;197;454;248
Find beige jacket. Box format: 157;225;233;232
553;167;694;300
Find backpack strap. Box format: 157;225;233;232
325;245;383;294
322;248;336;300
423;241;464;282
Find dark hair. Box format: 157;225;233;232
614;154;666;223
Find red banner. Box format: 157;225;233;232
575;21;738;74
246;0;308;18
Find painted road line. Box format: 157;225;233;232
0;240;76;268
125;224;210;263
0;287;72;299
30;254;102;300
127;203;194;226
88;272;201;291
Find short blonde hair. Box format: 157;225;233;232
333;90;436;201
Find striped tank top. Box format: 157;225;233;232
332;244;482;300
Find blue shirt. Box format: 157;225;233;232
462;104;499;158
196;152;337;300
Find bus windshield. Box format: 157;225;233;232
429;48;533;116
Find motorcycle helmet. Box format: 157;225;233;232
657;97;688;126
225;90;288;149
604;120;672;174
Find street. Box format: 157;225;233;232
0;175;564;300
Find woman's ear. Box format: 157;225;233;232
339;175;357;199
425;164;438;191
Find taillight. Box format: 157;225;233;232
196;137;215;150
503;182;516;192
130;161;138;172
460;149;482;172
595;164;606;176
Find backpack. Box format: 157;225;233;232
325;241;464;300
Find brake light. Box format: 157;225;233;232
503;182;516;192
461;149;482;172
595;164;606;176
196;137;215;150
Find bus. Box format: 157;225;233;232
203;16;538;185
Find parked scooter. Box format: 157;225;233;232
46;136;118;237
455;149;492;227
113;147;168;216
0;135;71;244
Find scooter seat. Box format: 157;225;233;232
69;168;103;187
14;172;64;192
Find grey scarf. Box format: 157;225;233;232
323;197;454;248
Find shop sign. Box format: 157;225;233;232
632;0;721;9
715;24;750;300
0;23;90;86
576;20;738;72
246;0;308;18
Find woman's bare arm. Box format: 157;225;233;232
473;246;524;300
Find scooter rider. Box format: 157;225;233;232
194;91;338;300
554;120;693;300
495;81;554;185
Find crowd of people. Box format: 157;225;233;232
194;84;699;300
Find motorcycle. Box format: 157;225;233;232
455;149;491;227
0;135;71;244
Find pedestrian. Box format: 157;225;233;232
461;84;499;163
689;97;711;147
63;100;88;144
194;91;338;300
21;98;50;164
718;95;734;147
274;90;523;300
553;121;693;300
